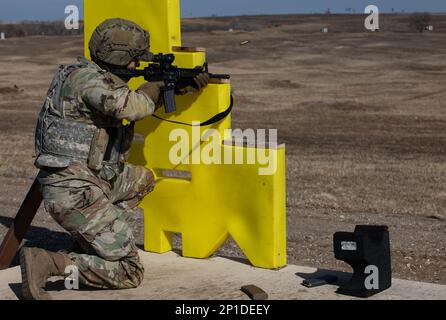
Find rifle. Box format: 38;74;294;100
111;53;230;113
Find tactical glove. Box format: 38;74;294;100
194;72;211;90
178;72;211;95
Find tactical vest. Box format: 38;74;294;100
35;61;129;180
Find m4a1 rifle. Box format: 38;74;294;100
112;53;230;113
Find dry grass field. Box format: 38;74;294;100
0;14;445;285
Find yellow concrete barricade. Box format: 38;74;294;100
84;0;286;269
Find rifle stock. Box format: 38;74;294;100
0;178;42;270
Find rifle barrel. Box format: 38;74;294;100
209;73;230;79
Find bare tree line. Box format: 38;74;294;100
0;13;437;38
0;20;84;38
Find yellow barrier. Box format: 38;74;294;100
84;0;286;269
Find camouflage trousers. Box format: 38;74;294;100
37;161;155;289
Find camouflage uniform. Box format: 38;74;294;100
34;56;156;289
24;19;207;298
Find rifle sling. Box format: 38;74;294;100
151;95;234;127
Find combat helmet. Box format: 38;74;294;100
89;18;153;67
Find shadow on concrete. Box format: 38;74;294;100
213;254;252;267
8;283;22;300
158;246;252;267
10;279;109;300
135;244;254;268
45;279;106;293
296;268;353;286
0;215;73;267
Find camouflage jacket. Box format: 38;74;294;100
35;56;155;180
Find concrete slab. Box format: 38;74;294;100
1;251;445;300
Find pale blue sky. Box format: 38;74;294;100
0;0;444;22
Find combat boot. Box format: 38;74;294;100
20;247;72;300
